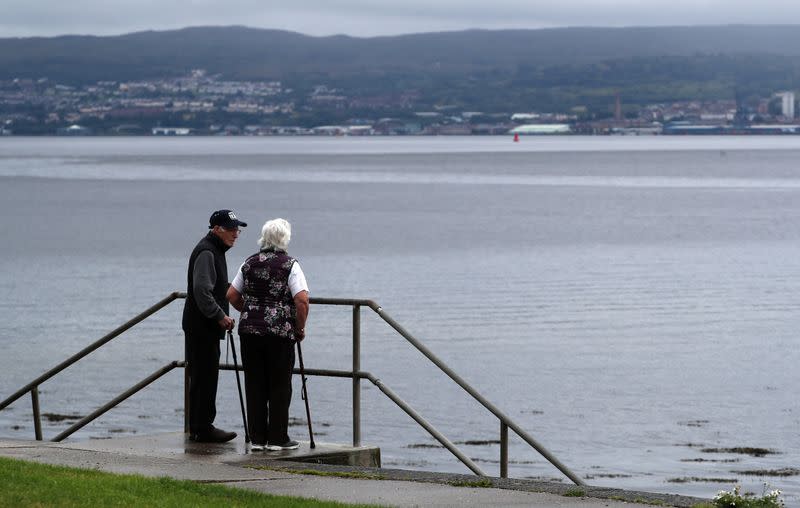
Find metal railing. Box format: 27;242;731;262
0;292;186;441
0;292;585;485
308;297;584;485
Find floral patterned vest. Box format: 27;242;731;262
238;249;296;339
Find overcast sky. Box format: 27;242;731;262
4;0;800;38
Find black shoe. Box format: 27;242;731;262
190;427;237;443
266;439;299;451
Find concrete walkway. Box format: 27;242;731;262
0;433;706;507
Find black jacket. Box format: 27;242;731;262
182;232;230;340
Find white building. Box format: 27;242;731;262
779;91;796;119
152;127;192;136
511;113;541;121
509;124;571;135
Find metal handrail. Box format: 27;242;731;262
360;370;484;476
52;361;183;442
309;297;585;486
219;364;485;476
0;292;584;485
0;292;186;442
0;291;185;413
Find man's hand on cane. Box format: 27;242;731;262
218;315;235;331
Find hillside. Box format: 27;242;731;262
3;25;800;84
5;25;800;120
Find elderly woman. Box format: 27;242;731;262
227;218;309;451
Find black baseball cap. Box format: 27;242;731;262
209;209;248;229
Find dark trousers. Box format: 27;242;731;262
185;333;220;434
240;333;295;445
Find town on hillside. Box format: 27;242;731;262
2;70;799;136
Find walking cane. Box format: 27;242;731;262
228;330;250;444
296;340;315;449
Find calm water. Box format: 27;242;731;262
0;136;798;505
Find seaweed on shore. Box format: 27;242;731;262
667;476;738;483
288;416;330;428
584;473;633;479
674;442;706;448
470;457;537;465
405;443;443;449
42;413;83;422
407;439;501;448
677;419;709;427
701;447;778;457
734;467;799;477
681;457;741;463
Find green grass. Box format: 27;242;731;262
0;456;379;507
564;488;586;497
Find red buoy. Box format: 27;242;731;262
513;133;519;142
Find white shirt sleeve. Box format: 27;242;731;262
231;263;245;293
288;262;309;297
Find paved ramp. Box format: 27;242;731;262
0;434;705;507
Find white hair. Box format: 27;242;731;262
258;218;291;251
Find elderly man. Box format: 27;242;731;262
182;209;247;443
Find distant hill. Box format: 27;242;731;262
4;25;800;83
5;25;800;113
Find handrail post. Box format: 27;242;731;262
183;338;190;434
31;387;42;441
352;304;361;447
500;421;508;478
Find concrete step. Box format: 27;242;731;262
45;431;380;467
